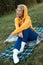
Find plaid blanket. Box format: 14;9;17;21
0;27;43;61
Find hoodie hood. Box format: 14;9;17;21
17;4;28;21
23;4;28;19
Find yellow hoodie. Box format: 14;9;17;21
12;4;37;35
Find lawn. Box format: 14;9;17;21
0;3;43;65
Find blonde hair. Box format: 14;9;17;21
17;4;24;11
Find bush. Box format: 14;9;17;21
0;0;43;16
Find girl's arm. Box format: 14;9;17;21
11;16;31;35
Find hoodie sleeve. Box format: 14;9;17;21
12;16;33;35
14;18;19;29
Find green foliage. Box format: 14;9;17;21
0;0;43;16
0;0;16;15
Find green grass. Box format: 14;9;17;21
0;3;43;65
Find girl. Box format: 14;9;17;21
10;4;40;64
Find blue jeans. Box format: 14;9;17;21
14;28;38;50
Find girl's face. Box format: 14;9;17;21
16;7;24;18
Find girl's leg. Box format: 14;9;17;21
19;28;38;53
14;37;22;50
28;28;38;41
13;37;22;64
19;28;30;53
22;28;38;42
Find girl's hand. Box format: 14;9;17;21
18;32;23;38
